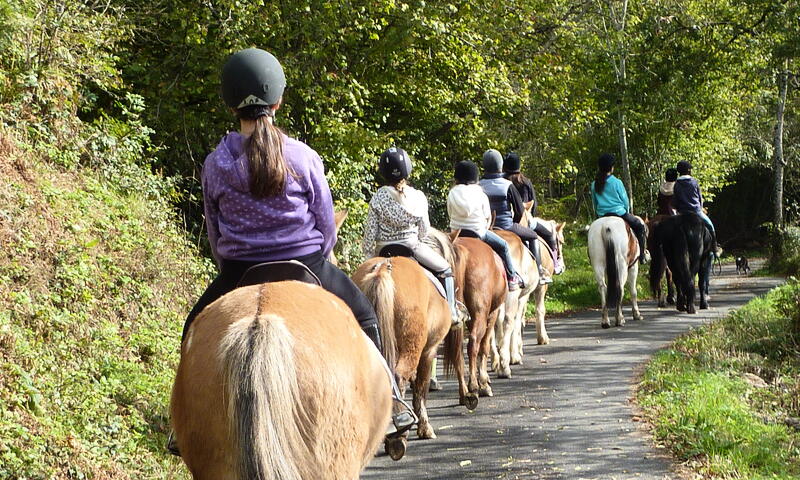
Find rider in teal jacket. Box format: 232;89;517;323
590;153;650;264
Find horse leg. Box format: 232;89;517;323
496;303;514;378
413;350;437;440
466;315;482;397
428;357;441;391
615;269;626;327
699;257;710;310
478;308;500;397
628;265;643;321
598;282;610;329
666;268;676;305
533;287;549;345
490;313;502;373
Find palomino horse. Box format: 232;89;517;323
587;216;644;328
491;230;538;378
171;282;392;480
646;215;676;307
428;229;507;400
514;205;567;348
650;213;713;313
352;253;466;460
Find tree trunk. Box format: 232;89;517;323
773;60;788;231
617;107;633;210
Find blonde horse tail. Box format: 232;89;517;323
219;301;314;480
361;260;397;369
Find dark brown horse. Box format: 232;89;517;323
428;229;507;400
647;215;676;308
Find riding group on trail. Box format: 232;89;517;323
168;48;719;479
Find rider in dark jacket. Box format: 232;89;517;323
503;152;561;273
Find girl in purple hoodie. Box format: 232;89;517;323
173;48;414;454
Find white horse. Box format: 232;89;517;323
587;216;643;328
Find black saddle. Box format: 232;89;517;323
378;244;415;258
456;229;481;239
237;260;321;288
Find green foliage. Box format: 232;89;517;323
638;280;800;478
770;226;800;275
0;131;209;479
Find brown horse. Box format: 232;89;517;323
646;215;676;307
352;254;466;460
428;229;507;399
171;282;392;480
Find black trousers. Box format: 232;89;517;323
182;251;378;342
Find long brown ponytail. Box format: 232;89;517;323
239;105;290;198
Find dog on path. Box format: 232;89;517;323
736;256;750;275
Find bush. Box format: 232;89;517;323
770;226;800;276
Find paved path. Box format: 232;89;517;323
363;263;782;480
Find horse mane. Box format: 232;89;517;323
424;228;457;270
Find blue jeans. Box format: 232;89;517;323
697;211;715;233
480;230;520;278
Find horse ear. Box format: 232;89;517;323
334;209;348;232
523;201;534;212
557;222;566;231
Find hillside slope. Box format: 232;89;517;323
0;130;210;479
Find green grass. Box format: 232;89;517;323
540;229;651;315
0;134;211;479
637;280;800;479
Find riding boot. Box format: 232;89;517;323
362;323;418;437
710;230;723;258
637;231;650;264
442;273;463;328
531;241;552;285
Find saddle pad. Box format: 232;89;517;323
421;267;446;298
624;223;639;268
237;260;321;288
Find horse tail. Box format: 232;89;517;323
604;227;622;310
442;325;463;378
218;306;314;480
360;260;397;369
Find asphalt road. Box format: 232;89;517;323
362;262;783;480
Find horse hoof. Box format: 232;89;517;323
463;393;479;411
601;323;611;329
385;436;407;461
667;297;675;305
677;305;686;313
700;303;708;310
417;424;436;440
537;337;550;345
635;315;644;322
429;378;442;392
479;386;493;397
511;357;522;365
657;301;666;308
687;307;696;314
497;368;511;379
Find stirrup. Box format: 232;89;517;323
539;271;553;285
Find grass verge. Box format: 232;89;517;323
0;131;211;479
637;279;800;479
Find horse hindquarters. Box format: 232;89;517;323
172;284;391;480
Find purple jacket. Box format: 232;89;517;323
202;131;336;264
673;175;703;213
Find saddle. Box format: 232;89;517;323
377;244;446;298
237;260;321;288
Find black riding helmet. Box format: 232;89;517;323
221;48;286;109
665;168;678;182
676;161;692;175
503;152;521;173
454;160;479;184
598;153;615;172
379;147;412;182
